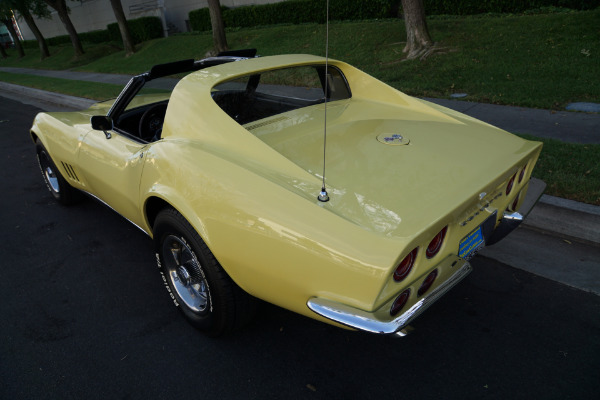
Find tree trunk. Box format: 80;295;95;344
1;18;25;58
19;8;50;59
109;0;135;56
400;0;434;60
43;0;84;56
207;0;228;53
0;42;7;58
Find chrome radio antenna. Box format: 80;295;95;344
318;0;330;202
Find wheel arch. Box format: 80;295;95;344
30;111;50;145
143;193;210;245
30;130;40;144
145;195;172;232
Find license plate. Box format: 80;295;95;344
459;226;485;260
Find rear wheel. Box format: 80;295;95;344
154;208;255;336
35;139;82;205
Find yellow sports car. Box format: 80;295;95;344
30;51;545;336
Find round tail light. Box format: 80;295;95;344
426;226;447;259
518;164;527;183
511;194;520;211
390;289;411;316
393;248;418;282
418;269;438;296
506;173;516;196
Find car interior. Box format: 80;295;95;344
116;101;169;142
212;65;351;126
107;60;351;144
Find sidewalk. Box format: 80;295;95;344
425;97;600;144
2;66;600;144
1;67;599;248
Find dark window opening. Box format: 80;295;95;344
211;65;351;126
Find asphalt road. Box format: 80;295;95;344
1;96;599;399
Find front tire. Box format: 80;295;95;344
154;208;255;336
35;139;82;205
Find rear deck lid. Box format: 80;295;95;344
246;98;540;237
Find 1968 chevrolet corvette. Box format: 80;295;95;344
30;51;545;336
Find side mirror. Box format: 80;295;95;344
91;116;113;139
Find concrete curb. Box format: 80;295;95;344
524;195;600;245
0;81;96;110
2;82;599;245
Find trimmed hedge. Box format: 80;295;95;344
189;0;396;31
189;0;600;31
81;29;111;44
42;30;110;46
20;16;162;52
422;0;600;15
17;17;161;53
47;34;70;46
189;7;216;32
22;39;38;49
107;16;163;44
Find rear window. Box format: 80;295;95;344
211;65;351;125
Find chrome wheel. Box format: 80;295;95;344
154;208;256;335
38;150;60;194
44;165;60;194
34;140;82;205
161;235;209;313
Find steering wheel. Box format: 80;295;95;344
139;103;168;142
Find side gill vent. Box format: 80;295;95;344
61;162;80;182
245;116;290;131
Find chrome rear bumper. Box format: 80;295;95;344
487;177;546;245
307;179;545;336
307;260;472;336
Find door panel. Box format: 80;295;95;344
78;130;147;227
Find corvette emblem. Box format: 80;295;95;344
459;192;503;227
377;133;410;145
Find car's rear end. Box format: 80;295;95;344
165;55;545;335
307;147;544;335
243;75;544;335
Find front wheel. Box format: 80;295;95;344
35;139;82;205
154;208;255;336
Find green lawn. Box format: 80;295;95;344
0;9;598;204
1;9;598;109
517;135;600;205
0;71;124;100
0;43;122;70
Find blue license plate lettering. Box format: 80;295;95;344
459;227;484;259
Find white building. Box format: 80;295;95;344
16;0;282;41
